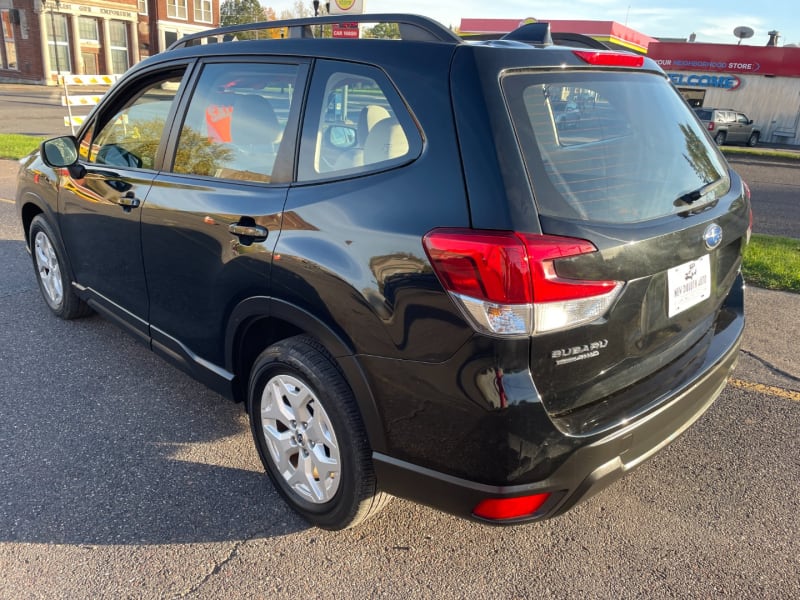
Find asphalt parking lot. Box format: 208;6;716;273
1;101;799;596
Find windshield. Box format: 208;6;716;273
502;71;729;223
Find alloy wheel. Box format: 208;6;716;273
34;231;63;307
260;374;341;504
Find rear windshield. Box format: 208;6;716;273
694;108;712;120
502;71;729;223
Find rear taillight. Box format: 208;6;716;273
422;229;623;336
573;50;644;68
473;493;551;521
708;122;715;131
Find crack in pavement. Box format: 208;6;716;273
174;540;245;598
739;349;800;384
173;532;267;599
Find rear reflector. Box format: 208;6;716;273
423;229;622;336
744;180;752;244
573;50;644;68
473;493;550;521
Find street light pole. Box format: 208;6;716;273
43;0;62;77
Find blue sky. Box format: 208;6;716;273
265;1;800;45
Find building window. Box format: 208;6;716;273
1;9;18;70
194;0;213;24
47;13;71;74
167;0;188;20
79;17;99;44
109;20;129;75
138;0;148;16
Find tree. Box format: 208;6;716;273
363;23;401;40
276;1;313;19
220;0;266;27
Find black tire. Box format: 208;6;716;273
714;131;726;146
747;132;759;147
29;215;92;320
247;335;390;530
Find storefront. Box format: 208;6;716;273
0;0;222;83
648;43;800;145
0;0;140;83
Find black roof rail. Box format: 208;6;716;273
168;13;462;50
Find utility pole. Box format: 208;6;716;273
43;0;63;77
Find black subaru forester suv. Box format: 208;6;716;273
16;15;750;529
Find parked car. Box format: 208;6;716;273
553;99;581;129
694;107;760;146
16;15;751;530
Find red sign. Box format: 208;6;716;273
648;42;800;78
332;23;359;39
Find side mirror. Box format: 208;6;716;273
326;125;357;149
41;136;79;168
748;119;753;125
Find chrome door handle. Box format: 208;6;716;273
228;223;268;241
117;193;141;209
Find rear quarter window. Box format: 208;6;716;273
297;60;422;182
502;70;730;223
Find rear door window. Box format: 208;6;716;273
502;71;730;223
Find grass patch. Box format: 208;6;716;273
743;234;800;293
722;147;800;161
0;134;46;161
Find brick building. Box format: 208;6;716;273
0;0;218;84
139;0;218;60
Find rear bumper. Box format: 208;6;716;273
373;302;742;523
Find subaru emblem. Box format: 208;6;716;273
703;223;723;250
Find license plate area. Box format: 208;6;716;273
667;254;711;318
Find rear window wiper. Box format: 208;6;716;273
675;181;716;206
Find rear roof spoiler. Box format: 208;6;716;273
466;23;611;50
501;23;553;47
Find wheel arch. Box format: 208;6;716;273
20;198;49;248
22;200;81;288
226;296;387;453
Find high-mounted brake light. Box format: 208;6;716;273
473;493;551;521
573;50;644;68
422;229;623;336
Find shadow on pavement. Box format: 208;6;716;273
0;239;308;544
